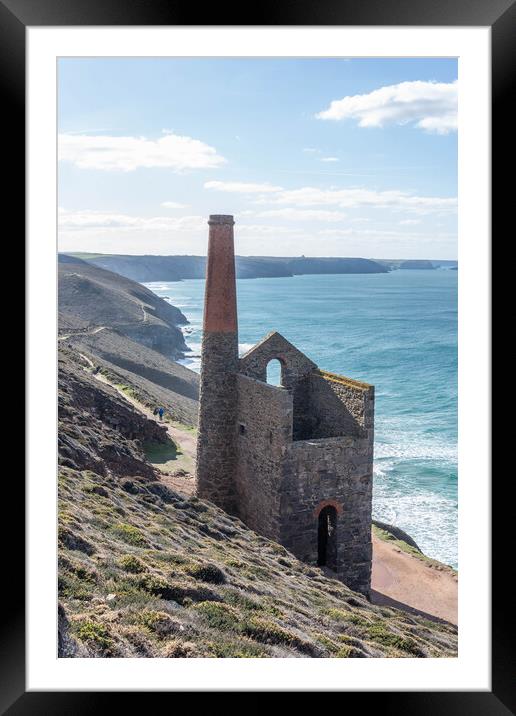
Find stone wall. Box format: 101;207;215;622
280;433;374;595
199;321;375;595
239;331;316;389
196;330;239;513
306;371;374;440
234;374;292;540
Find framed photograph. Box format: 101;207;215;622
7;0;505;708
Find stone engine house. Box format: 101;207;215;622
196;215;375;595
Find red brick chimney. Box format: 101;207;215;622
203;215;238;334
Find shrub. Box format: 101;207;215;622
137;574;174;599
367;623;425;657
74;621;113;653
110;523;147;547
58;574;93;601
188;563;226;585
242;616;299;648
119;555;146;574
193;601;241;631
139;610;179;637
58;527;95;555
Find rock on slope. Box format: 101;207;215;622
58;349;457;659
59;254;189;360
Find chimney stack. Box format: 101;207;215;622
203;215;238;334
196;215;239;512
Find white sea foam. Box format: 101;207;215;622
239;343;255;355
372;483;457;569
374;438;457;463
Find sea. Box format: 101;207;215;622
145;269;458;569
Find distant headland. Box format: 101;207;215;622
64;252;457;283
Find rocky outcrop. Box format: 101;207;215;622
372;520;422;552
58;348;166;478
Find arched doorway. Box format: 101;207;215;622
317;505;338;570
266;358;283;386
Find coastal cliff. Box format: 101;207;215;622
68;253;389;282
59;254;189;360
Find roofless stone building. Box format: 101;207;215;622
196;215;375;595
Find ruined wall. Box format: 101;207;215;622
279;433;374;595
234;374;292;540
239;331;316;389
307;371;374;440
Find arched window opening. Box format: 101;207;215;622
266;359;283;386
317;506;338;570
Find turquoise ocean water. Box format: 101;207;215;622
145;269;458;568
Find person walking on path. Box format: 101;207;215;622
158;406;164;421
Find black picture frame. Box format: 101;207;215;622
7;0;506;710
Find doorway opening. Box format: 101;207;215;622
317;505;338;570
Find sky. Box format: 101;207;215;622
58;57;458;259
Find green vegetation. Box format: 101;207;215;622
110;523;148;547
58;466;458;659
119;555;147;574
187;563;226;584
73;621;114;654
143;439;179;471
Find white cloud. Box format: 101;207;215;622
204;180;283;193
269;186;456;215
243;208;347;222
206;180;455;215
320;157;339;163
238;224;300;236
161;201;189;209
58;132;226;171
316;80;457;134
399;219;421;225
58;208;205;233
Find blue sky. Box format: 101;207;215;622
58;58;457;258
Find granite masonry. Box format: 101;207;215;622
196;215;375;595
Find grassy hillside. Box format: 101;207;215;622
58;347;457;659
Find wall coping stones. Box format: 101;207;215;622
317;369;373;391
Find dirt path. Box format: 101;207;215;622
88;365;197;489
371;534;458;624
59;326;107;341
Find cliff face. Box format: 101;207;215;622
58;348;457;659
58;348;167;478
72;254;294;281
399;260;435;270
285;256;389;275
69;253;389;282
58;254;189;360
